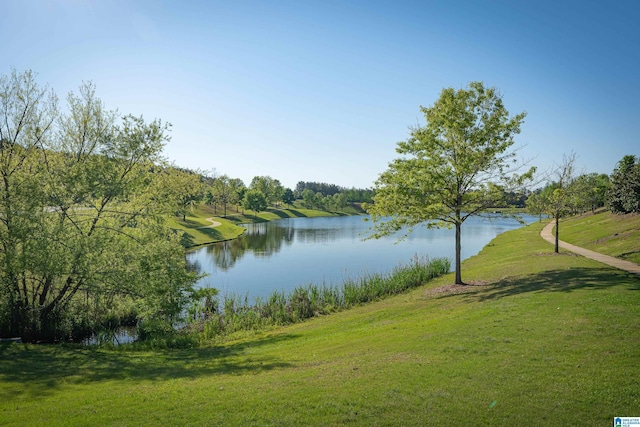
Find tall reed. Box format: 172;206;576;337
198;255;450;340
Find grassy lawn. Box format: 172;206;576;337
557;210;640;264
1;221;639;425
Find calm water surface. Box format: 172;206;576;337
187;214;537;301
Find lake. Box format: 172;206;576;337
187;214;538;301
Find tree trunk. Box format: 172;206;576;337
455;221;463;285
554;216;559;253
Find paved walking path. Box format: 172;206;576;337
540;221;640;275
196;217;222;229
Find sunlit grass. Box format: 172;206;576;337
558;210;640;264
1;221;639;425
195;256;451;340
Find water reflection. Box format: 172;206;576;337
187;214;537;301
204;222;296;270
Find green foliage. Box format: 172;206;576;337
156;167;205;220
526;153;579;252
295;181;375;206
282;187;295;207
209;175;243;217
299;188;318;208
0;69;198;342
242;188;268;216
569;173;609;213
368;81;533;284
606;154;640;213
249;175;284;206
187;287;219;323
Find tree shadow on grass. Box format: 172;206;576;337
268;209;291;219
435;267;639;302
286;209;308;217
194;226;224;241
618;250;640;263
0;333;298;399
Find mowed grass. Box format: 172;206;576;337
557;210;640;264
1;221;639;426
170;204;348;247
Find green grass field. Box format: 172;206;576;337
557;210;640;264
1;219;639;426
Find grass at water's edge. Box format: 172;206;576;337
170;203;359;247
1;221;639;426
191;256;451;341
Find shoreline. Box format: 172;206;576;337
177;206;364;249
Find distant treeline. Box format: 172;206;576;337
294;181;375;203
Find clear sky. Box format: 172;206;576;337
2;0;639;189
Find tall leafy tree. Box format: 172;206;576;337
271;179;285;207
606;155;640;214
250;175;282;206
160;167;204;221
301;188;318;209
368;82;533;285
228;177;246;214
0;70;197;341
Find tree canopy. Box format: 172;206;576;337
243;189;268;218
606;154;640;214
0;69;198;342
367;82;533;284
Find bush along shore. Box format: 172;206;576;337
188;255;451;341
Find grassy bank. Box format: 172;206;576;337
556;210;640;264
170;203;358;247
1;220;639;425
193;256;451;340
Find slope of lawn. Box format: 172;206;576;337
556;210;640;264
1;220;639;426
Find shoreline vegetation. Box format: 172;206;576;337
171;202;368;248
188;255;451;342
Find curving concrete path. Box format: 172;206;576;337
196;217;222;229
540;220;640;275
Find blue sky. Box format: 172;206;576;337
2;0;639;189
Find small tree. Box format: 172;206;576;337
242;189;267;219
368;82;534;285
211;175;239;217
525;190;545;222
282;188;295;208
530;153;576;253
